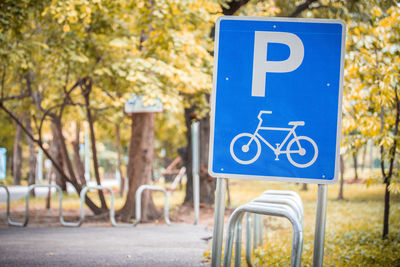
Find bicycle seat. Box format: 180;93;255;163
288;121;305;126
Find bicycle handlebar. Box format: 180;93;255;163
258;110;272;121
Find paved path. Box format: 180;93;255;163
0;225;212;266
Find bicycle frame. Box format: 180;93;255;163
246;118;302;159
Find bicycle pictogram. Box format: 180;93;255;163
230;111;318;168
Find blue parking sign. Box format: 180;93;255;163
208;17;346;184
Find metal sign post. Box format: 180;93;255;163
192;122;200;225
36;148;43;182
84;126;90;182
211;177;226;267
313;184;328;267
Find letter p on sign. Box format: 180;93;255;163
251;31;304;97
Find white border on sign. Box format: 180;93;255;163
208;16;346;184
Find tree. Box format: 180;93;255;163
12;122;22;185
0;0;121;214
117;0;216;221
343;4;400;238
337;154;345;200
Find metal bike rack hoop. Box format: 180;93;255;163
252;195;303;223
262;190;303;213
22;184;75;227
134;185;171;226
223;202;303;267
79;185;131;227
244;194;304;266
0;184;24;227
250;193;303;250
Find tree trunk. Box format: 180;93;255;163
361;145;367;172
369;141;374;169
115;124;125;197
382;86;399;239
82;79;107;210
46;169;52;210
382;181;390;238
50;123;67;191
183;107;195;204
352;150;359;180
183;102;216;206
301;183;308;191
118;113;161;222
337;154;345;200
199;107;216;206
226;180;231;207
13;121;22;185
71;122;86;186
25;118;36;196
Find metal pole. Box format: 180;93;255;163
191;122;200;225
313;184;328;267
84;126;90;182
211;177;226;267
36;148;43;183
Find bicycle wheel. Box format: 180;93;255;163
230;133;261;165
286;136;318;168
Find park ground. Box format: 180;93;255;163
1;168;400;266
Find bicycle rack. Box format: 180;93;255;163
252;191;303;246
78;185;135;227
1;184;131;227
261;190;304;213
252;195;303;223
134;185;170;226
243;191;304;266
252;189;303;245
240;203;302;267
0;184;24;227
224;202;303;267
18;184;80;227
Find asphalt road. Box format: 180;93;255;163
0;225;212;266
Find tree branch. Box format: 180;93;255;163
1;67;5;99
289;0;319;17
0;101;74;185
221;0;251;15
58;77;82;118
0;93;31;101
386;86;399;182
